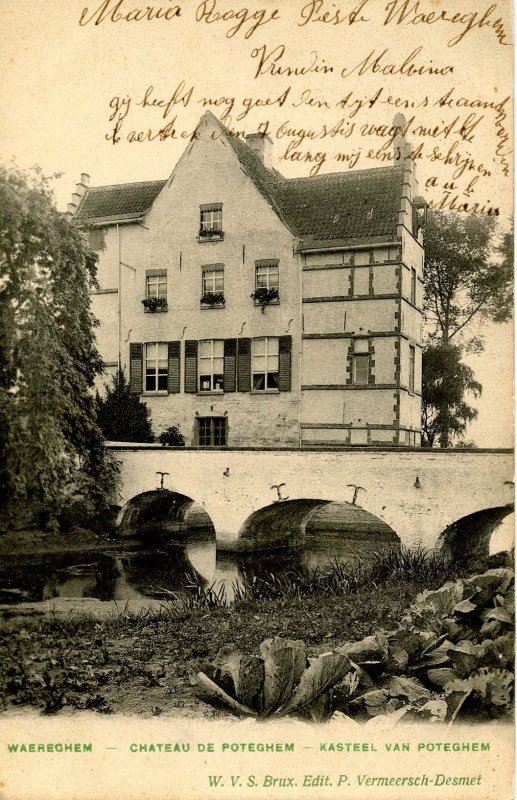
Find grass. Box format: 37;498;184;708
182;546;455;605
0;547;490;717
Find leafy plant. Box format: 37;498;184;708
193;568;514;724
251;287;279;312
199;228;223;239
332;566;515;725
192;637;352;720
142;296;167;312
158;425;185;447
201;292;225;306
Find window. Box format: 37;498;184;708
146;271;167;299
143;270;167;312
199;340;224;392
252;337;279;390
255;261;279;290
201;266;224;305
198;417;227;446
353;338;370;385
199;204;223;239
410;268;417;305
202;267;224;295
354;354;370;385
145;343;168;392
409;344;415;393
89;227;106;251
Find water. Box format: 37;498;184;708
1;510;512;613
0;528;396;609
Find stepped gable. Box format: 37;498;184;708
73;112;404;242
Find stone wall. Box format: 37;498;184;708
111;446;514;551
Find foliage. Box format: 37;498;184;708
141;296;167;312
4;550;506;718
198;228;223;239
97;368;155;443
193;638;350;720
422;210;513;447
194;568;514;724
421;343;482;448
251;287;279;312
424;210;513;347
181;547;454;606
0;165;118;529
201;292;225;306
158;425;185;447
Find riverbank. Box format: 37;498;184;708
0;578;430;717
0;547;494;718
0;528;118;558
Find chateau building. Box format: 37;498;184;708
71;111;426;448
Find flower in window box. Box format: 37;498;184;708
199;228;223;239
251;286;279;312
201;291;225;307
142;296;168;312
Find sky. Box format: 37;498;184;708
0;0;513;446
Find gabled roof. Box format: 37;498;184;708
75;180;166;224
275;167;404;244
74;113;405;244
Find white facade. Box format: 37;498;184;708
74;112;425;447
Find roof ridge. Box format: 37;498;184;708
282;164;405;183
87;179;167;192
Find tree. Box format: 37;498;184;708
424;210;513;348
0;165;118;529
422;210;513;446
421;342;482;448
97;368;155;442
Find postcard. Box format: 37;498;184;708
0;0;514;798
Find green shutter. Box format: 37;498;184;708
237;338;251;392
184;340;198;393
168;342;180;393
129;343;143;394
224;338;237;392
278;336;292;392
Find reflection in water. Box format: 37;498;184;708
489;513;514;555
1;513;512;609
0;527;397;607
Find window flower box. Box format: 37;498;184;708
251;286;279;312
198;228;224;241
201;292;225;307
142;296;168;312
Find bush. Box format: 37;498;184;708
97;368;154;443
158;426;185;447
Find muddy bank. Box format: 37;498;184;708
0;528;130;559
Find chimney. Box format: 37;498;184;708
245;133;273;169
392;114;411;163
76;173;90;197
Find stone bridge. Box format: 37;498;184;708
109;446;514;554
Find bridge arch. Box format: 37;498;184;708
437;503;514;562
117;489;215;539
237;499;400;551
